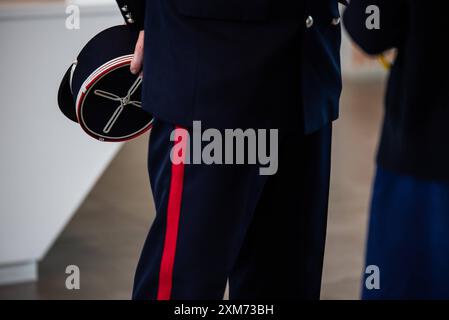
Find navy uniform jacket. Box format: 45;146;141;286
344;1;449;181
116;0;346;133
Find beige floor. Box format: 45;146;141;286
0;79;385;300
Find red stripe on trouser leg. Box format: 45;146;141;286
157;126;188;300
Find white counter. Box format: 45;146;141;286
0;1;124;285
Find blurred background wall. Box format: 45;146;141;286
0;0;123;285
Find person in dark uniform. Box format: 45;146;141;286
116;0;346;300
344;0;449;299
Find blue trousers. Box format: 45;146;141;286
363;167;449;299
132;119;332;300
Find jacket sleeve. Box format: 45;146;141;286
116;0;146;30
343;0;407;55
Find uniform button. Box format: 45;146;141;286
127;18;135;24
121;5;129;12
331;17;341;26
125;13;133;19
306;16;314;28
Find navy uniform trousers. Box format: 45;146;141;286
363;167;449;300
132;119;332;300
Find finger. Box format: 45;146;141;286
130;48;143;74
130;31;144;75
